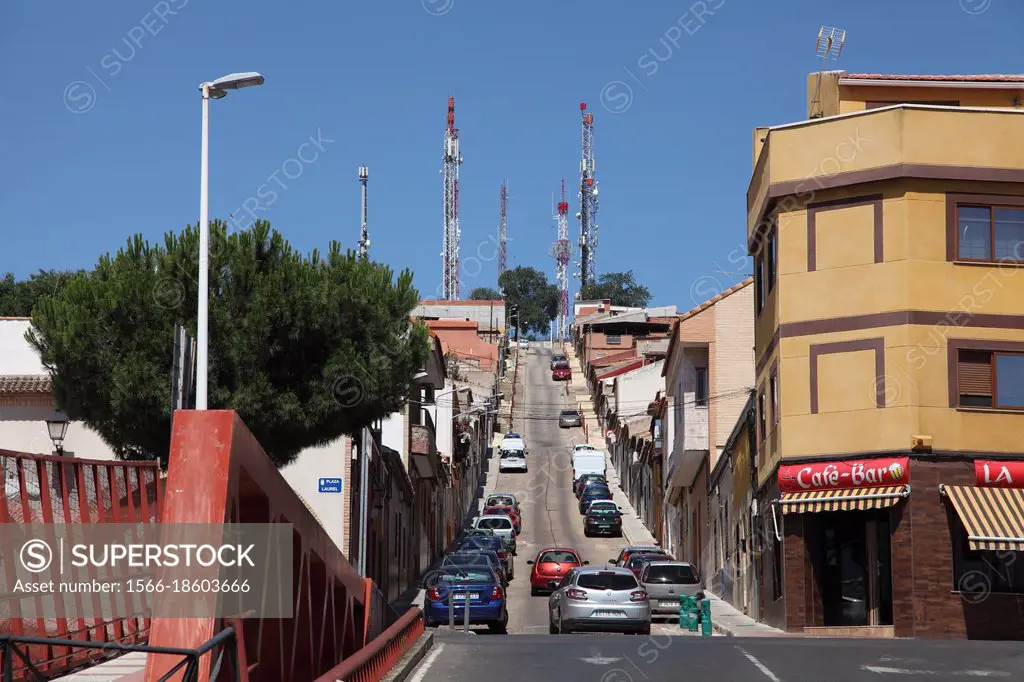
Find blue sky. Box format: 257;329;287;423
2;0;1021;310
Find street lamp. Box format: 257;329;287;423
46;415;69;456
196;72;265;410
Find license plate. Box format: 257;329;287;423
452;593;479;600
592;610;626;618
661;600;676;607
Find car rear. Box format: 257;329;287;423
584;508;622;537
458;536;511;576
579;486;612;513
475;515;517;555
558;410;582;428
484;505;520;533
424;566;507;631
640;561;703;615
498;449;527;473
625;553;664;578
558;569;650;634
445;552;507;585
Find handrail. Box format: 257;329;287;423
0;626;244;682
314;608;424;682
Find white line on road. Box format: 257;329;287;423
408;643;445;682
736;646;782;682
862;666;1010;677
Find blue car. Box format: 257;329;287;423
579;486;613;514
424;564;508;633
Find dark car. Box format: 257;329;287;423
609;545;670;567
558;410;582;428
575;473;606;498
458;535;512;578
578;478;610;500
550;354;568;370
583;506;622;537
445;551;508;585
578;485;613;514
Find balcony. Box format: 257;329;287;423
748;104;1024;244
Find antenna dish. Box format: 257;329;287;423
815;26;845;60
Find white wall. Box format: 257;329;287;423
279;436;351;555
0;320;46;374
613;361;664;421
381;412;404;454
680;347;709;451
0;405;116;459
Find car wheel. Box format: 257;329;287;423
583;529;590;537
549;618;558;634
489;618;508;634
638;625;651;636
531;586;539;596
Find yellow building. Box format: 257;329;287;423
748;72;1024;639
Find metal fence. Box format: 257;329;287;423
0;450;162;678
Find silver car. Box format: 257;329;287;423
547;566;651;635
558;410;582;428
498;449;527;473
639;560;704;616
474;515;517;555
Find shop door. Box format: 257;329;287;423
820;510;893;627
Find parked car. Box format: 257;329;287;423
500;436;527;453
578;484;613;514
558;409;582;428
457;534;512;577
583;505;623;538
519;339;529;349
550;354;568;370
574;473;607;498
552;366;571;381
624;552;664;578
639;560;703;616
498;448;528;474
474;515;517;555
583;499;619;515
528;548;587;596
485;493;520;515
609;545;669;567
424;564;509;633
547;566;651;635
483;504;521;534
577;477;611;501
444;551;508;585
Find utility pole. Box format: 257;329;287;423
498;182;508;292
577;103;599;289
441;97;462;299
357;425;372;577
358;166;369;260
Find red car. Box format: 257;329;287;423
552;367;571;381
624;552;665;578
527;547;587;596
483;505;520;534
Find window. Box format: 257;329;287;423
576;572;639;591
606;334;622;345
477;517;512;530
956;205;1024;262
952;525;1024;596
643;564;699;584
695;367;709;407
758;389;767;442
767;232;776;293
770;371;779;425
956;349;1024;408
755;256;765;314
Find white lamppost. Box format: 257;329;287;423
196;72;265;410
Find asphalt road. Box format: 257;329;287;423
465;346;684;636
412;346;1024;680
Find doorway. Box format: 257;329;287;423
819;510;893;627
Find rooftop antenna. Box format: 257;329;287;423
358;166;369;260
810;26;846;118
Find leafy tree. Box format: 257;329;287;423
468;287;501;301
580;271;652;308
28;220;429;468
497;266;558;335
0;270;85;317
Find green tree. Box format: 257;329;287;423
498;266;558;335
580;271;652;308
0;270;85;317
468;286;501;300
28;220;429;468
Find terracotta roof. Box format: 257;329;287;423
677;277;753;322
425;319;479;330
0;375;52;395
844;73;1024;83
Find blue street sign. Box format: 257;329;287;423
318;477;343;493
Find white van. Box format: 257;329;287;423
572;450;605;481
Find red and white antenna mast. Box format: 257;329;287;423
498;181;508;289
441;96;462;299
578;102;598;288
553;178;571;340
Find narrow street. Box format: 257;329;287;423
413;346;1024;681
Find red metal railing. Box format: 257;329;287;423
0;449;162;679
314;608;424;682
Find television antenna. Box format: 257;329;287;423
810;26;846;118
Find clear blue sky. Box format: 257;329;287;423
2;0;1021;309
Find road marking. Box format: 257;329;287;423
736;647;782;682
862;666;1010;677
580;656;623;665
408;643;444;682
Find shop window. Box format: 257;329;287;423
956;205;1024;263
956;349;1024;408
695;367;708;407
952;525;1024;595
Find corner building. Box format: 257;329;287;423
748;71;1024;639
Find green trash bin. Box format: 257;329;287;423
678;594;699;632
699;598;712;637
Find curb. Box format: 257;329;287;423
382;630;435;682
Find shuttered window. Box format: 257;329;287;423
957;350;1024;409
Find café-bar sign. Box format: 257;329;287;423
779;457;910;493
975;460;1024;488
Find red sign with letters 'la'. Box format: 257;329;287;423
778;457;910;494
974;460;1024;488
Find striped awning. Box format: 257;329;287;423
942;485;1024;552
780;485;911;514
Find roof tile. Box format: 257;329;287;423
0;375;52;395
844;73;1024;83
